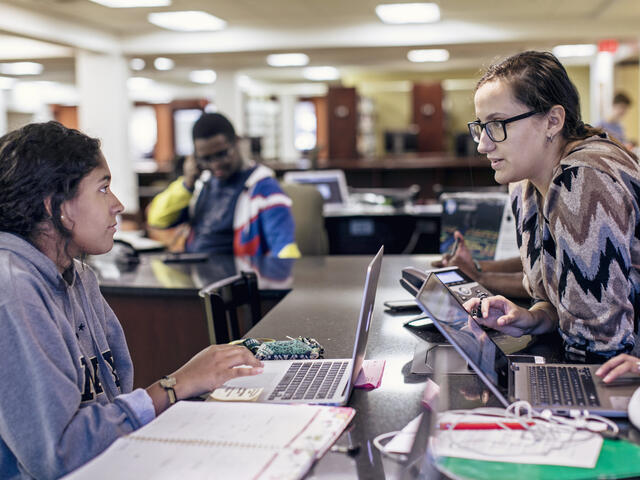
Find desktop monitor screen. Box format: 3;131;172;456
439;192;515;261
283;170;349;206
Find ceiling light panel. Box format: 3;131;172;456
303;66;339;81
407;49;449;62
89;0;171;7
0;62;43;75
130;58;146;71
148;11;227;32
552;44;597;58
267;53;309;67
375;3;440;24
189;69;217;84
153;57;175;70
127;77;154;90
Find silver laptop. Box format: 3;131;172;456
283;169;350;213
414;272;638;417
223;245;383;405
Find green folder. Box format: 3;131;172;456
436;438;640;480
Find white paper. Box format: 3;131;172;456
433;412;603;468
383;414;422;454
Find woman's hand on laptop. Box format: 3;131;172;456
170;345;263;400
465;296;548;337
596;354;640;383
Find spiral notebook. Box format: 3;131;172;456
63;401;355;480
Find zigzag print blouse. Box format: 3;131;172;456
511;135;640;356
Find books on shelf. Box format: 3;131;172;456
63;401;355;480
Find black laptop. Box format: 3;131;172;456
414;272;638;417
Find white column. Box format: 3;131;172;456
213;70;244;135
0;90;7;135
75;50;138;213
590;50;614;125
279;93;297;163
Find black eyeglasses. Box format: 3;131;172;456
196;147;232;163
467;110;539;143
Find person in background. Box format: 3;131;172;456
597;91;633;149
0;121;263;479
147;112;300;258
463;51;640;365
433;230;529;299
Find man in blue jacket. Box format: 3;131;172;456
148;113;300;257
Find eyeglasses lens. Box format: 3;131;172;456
469;123;482;143
469;121;507;143
486;122;505;142
213;148;229;159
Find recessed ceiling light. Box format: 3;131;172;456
127;77;154;90
375;3;440;24
148;11;226;32
303;66;339;81
0;62;43;75
266;53;309;67
153;57;175;71
189;69;217;84
407;49;449;62
552;44;597;58
89;0;171;7
130;58;146;71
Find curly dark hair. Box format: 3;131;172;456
476;51;604;142
0;121;101;242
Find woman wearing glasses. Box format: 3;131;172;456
465;51;640;372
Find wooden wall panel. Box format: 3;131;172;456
51;105;79;130
327;86;358;160
412;83;445;152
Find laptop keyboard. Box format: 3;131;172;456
268;361;349;401
528;365;600;407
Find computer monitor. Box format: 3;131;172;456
439;191;518;261
283;169;350;207
384;130;418;154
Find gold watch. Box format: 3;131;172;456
159;375;177;404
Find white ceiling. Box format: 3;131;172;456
0;0;639;86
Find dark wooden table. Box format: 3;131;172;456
96;252;627;478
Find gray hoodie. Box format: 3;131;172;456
0;233;154;479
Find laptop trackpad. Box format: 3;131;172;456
224;361;288;389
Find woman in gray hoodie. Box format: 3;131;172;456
0;121;263;479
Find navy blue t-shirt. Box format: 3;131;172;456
185;167;255;254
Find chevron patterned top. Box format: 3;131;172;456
511;135;640;356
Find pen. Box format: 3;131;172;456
438;421;535;430
448;237;460;257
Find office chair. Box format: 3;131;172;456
198;271;261;345
281;182;329;255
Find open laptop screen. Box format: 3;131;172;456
415;274;510;391
283;170;349;206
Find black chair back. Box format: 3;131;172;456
198;271;261;344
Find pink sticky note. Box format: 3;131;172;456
421;378;440;410
354;359;386;389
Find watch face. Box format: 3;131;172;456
160;376;176;388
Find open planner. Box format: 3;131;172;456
63;401;355;480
